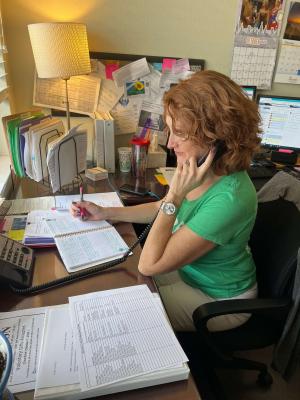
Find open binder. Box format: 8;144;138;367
45;215;129;272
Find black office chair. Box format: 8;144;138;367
188;196;300;391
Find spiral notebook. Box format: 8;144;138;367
45;215;129;272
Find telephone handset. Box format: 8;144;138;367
0;234;35;288
197;140;226;167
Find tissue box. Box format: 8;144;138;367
147;146;167;168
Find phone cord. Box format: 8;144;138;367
9;217;156;295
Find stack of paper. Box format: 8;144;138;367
0;286;188;398
3;192;123;216
34;285;189;399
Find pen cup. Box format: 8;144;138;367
118;147;132;173
130;137;150;178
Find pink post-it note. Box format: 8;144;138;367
162;58;176;72
278;148;293;154
105;64;119;80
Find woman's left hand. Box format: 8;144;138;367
168;149;216;203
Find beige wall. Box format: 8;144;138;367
2;0;300;118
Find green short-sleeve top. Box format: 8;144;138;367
175;171;257;298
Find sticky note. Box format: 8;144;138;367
105;64;119;80
8;229;25;241
152;62;162;72
155;174;168;185
172;58;190;73
162;58;176;72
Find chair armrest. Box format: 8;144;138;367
193;298;291;331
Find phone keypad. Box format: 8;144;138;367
0;235;34;271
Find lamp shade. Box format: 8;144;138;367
28;22;91;79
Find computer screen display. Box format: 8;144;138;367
242;86;256;101
257;95;300;151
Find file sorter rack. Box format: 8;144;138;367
57;135;83;192
26;129;83;194
39;128;63;186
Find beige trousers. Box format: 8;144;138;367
155;270;257;332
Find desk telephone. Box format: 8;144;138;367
0;234;35;288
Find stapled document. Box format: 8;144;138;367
0;307;48;393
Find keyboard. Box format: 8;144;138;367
247;166;278;179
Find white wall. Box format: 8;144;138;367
2;0;300;151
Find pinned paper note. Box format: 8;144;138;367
112;58;150;87
105;63;119;80
162;58;176;72
152;62;162;72
172;58;190;74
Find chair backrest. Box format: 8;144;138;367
249;198;300;299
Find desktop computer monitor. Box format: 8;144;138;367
257;95;300;152
242;86;256;101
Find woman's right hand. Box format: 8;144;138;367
70;201;107;221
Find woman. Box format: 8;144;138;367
240;0;255;27
71;70;261;332
256;0;269;29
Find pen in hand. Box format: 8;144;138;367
79;185;87;221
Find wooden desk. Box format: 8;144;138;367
1;175;201;400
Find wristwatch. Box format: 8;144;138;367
160;201;177;216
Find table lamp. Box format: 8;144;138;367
28;22;91;130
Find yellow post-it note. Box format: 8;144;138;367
8;229;25;241
155;174;168;186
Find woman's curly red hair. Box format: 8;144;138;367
163;70;262;175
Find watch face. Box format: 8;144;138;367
162;202;176;215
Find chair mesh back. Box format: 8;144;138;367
249;198;300;298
